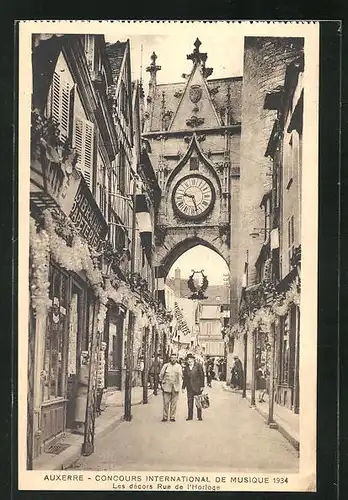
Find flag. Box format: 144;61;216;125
155;265;165;305
242;262;248;288
173;302;191;342
135;194;152;258
271;227;280;250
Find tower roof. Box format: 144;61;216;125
147;77;242;132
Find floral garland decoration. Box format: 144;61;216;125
272;281;301;317
29;218;51;316
30;209;174;334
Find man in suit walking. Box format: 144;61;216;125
159;352;182;422
182;353;205;421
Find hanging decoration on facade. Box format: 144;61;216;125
187;270;209;300
29;218;51;316
29;208;174;334
173;302;191;339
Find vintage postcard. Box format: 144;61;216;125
18;20;319;492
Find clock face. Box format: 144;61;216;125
172;175;215;220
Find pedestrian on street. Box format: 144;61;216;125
182;353;205;421
206;362;214;387
159;352;182;422
230;355;244;390
74;351;90;433
149;354;162;393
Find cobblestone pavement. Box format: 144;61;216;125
70;382;299;473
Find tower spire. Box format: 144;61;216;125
187;39;213;78
144;52;161;132
146;51;161;81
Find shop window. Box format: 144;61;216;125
279;307;296;387
44;266;69;401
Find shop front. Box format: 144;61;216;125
29;175;108;463
39;265;97;448
275;303;300;412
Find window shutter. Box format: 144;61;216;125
84;121;94;188
51;71;61;124
73;117;94;190
60;80;71;140
47;71;72;142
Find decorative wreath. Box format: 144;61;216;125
187;270;209;299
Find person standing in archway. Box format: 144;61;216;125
182;353;205;421
159;352;182;422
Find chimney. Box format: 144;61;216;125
174;268;181;297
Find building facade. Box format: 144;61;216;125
28;34;169;468
228;37;303;416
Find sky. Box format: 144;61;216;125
167;245;229;285
105;30;244;91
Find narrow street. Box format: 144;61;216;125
70;382;298;473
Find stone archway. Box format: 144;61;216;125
156;234;229;278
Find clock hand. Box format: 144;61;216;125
192;196;198;212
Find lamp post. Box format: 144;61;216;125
124;175;138;422
250;327;257;407
242;329;247;398
153;329;159;396
267;322;277;427
142;323;149;404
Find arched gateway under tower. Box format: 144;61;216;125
143;39;242;322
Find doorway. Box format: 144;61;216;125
107;307;124;389
66;281;85;429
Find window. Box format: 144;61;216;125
117;146;127;195
47;71;73;142
287;215;295;272
73;116;95;189
264;197;272;239
285;131;300;190
97;163;107;218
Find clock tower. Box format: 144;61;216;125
142;39;242;323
